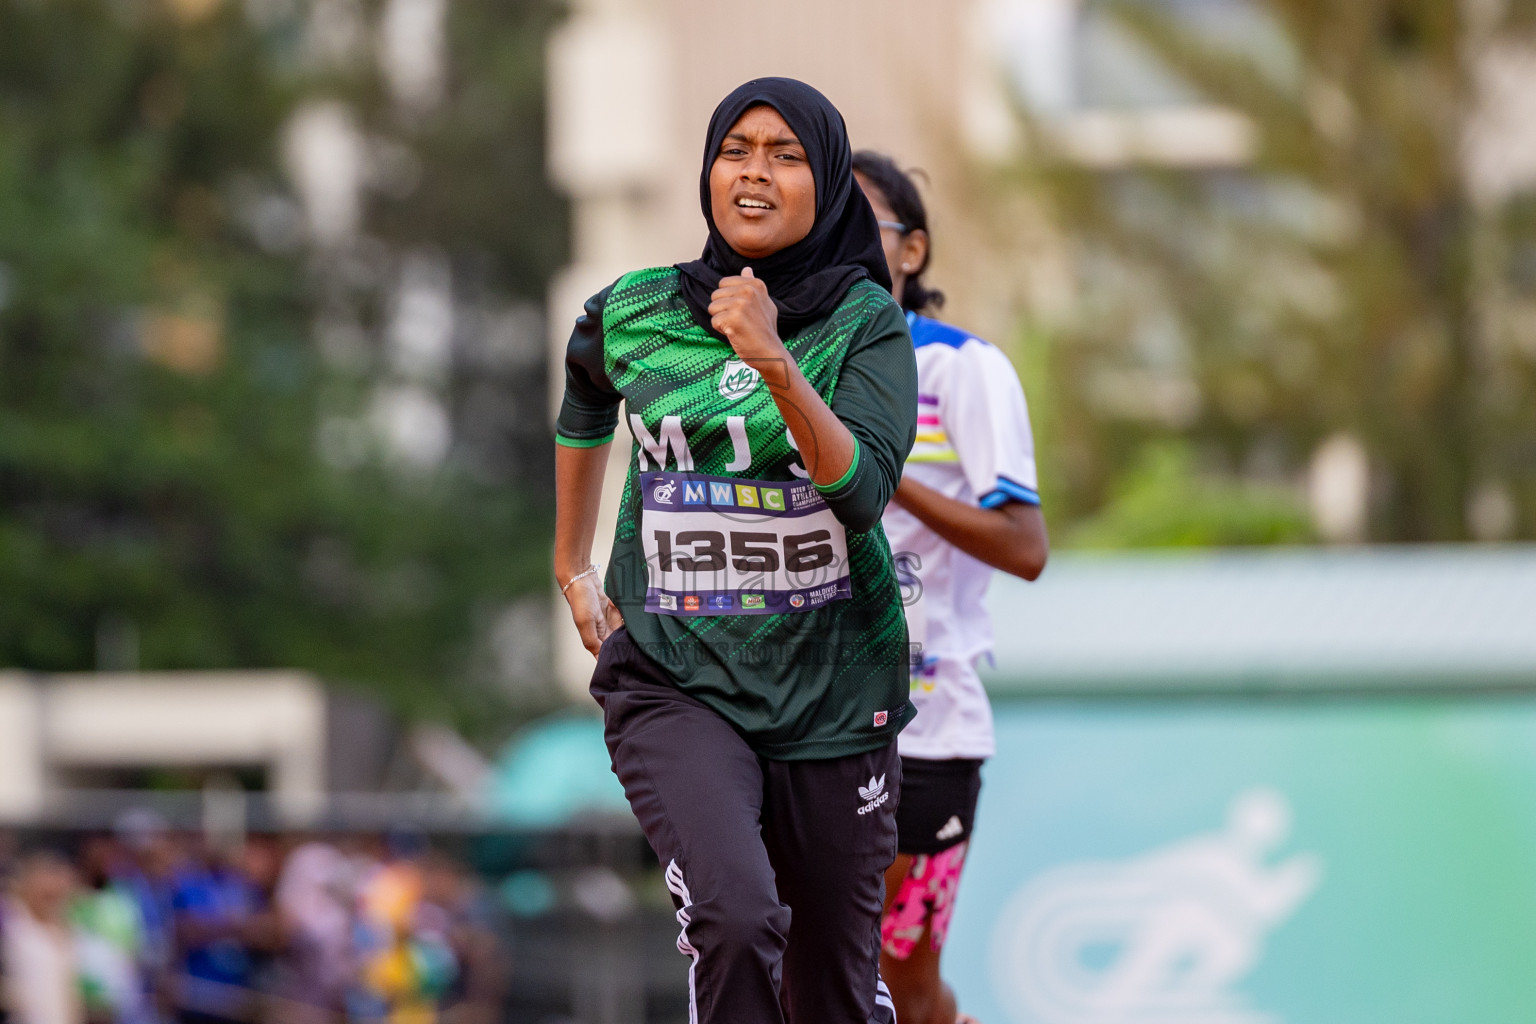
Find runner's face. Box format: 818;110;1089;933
709;106;816;260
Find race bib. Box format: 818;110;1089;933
640;471;851;616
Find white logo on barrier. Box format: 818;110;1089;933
991;789;1321;1024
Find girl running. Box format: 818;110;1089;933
553;80;918;1024
853;151;1050;1024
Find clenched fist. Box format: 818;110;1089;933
709;268;790;384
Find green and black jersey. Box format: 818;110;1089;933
556;268;919;759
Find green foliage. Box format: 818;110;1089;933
1020;0;1536;543
0;0;567;731
1068;441;1314;548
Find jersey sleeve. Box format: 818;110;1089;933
816;299;919;533
944;340;1040;507
554;284;621;447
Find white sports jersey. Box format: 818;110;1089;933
882;313;1040;760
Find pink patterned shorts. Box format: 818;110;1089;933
880;840;969;960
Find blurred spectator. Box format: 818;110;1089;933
418;853;505;1024
237;836;287;1015
269;842;354;1024
70;836;149;1024
112;811;180;1005
3;850;83;1024
0;833;506;1024
353;835;456;1023
0;830;15;1024
167;838;269;1024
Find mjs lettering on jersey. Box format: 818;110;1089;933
628;411;811;479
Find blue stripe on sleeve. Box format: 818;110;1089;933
978;476;1041;508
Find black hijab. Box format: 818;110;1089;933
676;78;892;336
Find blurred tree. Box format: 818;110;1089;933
1021;0;1536;543
1068;440;1312;548
0;0;567;731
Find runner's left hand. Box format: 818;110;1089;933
709;268;787;376
564;573;623;657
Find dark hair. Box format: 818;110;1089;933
851;150;945;313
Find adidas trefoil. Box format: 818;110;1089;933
857;774;889;815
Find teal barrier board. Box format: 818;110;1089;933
948;698;1536;1024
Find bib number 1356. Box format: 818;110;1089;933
638;470;852;615
652;529;835;574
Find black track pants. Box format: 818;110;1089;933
591;628;900;1024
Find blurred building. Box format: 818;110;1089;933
0;670;396;826
983;544;1536;694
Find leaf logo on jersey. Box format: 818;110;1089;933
719;358;761;401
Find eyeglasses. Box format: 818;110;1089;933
876;219;908;234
